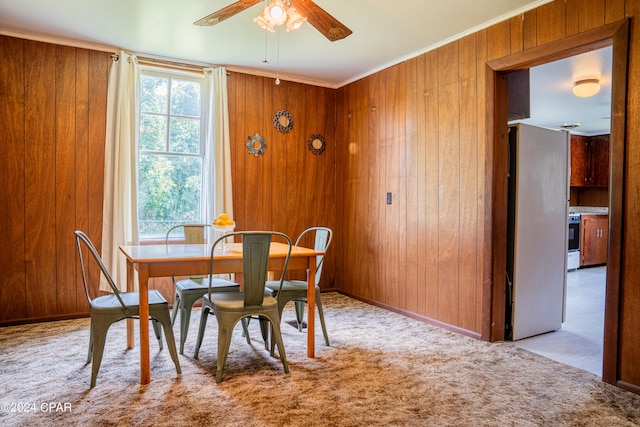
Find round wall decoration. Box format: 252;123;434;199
307;133;326;155
273;110;293;133
246;133;267;156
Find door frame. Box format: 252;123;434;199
484;19;629;386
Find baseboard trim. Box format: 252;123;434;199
336;291;482;341
617;380;640;396
0;312;89;327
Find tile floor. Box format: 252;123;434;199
512;265;606;377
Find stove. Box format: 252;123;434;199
568;213;581;270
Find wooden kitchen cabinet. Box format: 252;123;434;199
581;214;608;266
591;135;610;187
570;135;590;186
570;134;609;187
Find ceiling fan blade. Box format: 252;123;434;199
194;0;262;26
294;0;352;42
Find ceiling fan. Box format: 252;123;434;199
194;0;353;42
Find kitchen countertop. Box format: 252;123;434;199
568;206;608;214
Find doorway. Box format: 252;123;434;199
505;47;612;376
486;20;629;385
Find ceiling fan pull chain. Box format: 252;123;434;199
262;25;269;64
275;26;281;85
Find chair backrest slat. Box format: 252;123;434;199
295;227;333;286
242;234;272;308
74;230;127;310
208;231;292;307
165;224;210;244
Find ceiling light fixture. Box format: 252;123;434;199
560;123;581;130
254;0;306;33
572;78;601;98
255;0;306;86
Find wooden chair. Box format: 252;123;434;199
74;230;181;387
265;227;333;347
193;231;292;383
165;224;241;354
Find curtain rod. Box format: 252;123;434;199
111;53;231;76
136;56;208;74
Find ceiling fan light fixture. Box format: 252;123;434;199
286;7;306;31
254;11;275;32
197;0;351;41
264;0;288;26
572;78;600;98
255;0;305;32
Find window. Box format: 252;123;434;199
138;69;205;239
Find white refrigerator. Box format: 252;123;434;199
506;123;569;341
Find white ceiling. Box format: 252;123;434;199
515;46;612;136
0;0;549;87
0;0;611;135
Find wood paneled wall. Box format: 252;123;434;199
0;36;110;323
570;187;609;207
335;40;485;337
0;39;336;324
335;0;640;390
226;73;337;286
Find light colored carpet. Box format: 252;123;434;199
1;293;639;426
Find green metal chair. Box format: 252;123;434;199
264;227;333;347
165;224;241;354
74;230;181;388
193;231;292;383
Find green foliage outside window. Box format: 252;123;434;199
138;72;205;238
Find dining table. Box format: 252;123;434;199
119;240;323;385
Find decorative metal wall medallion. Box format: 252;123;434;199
246;133;267;156
273;110;293;133
307;133;326;155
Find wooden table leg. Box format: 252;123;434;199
307;258;316;358
138;264;151;385
126;259;135;349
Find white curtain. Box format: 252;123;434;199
101;51;140;292
203;67;234;224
